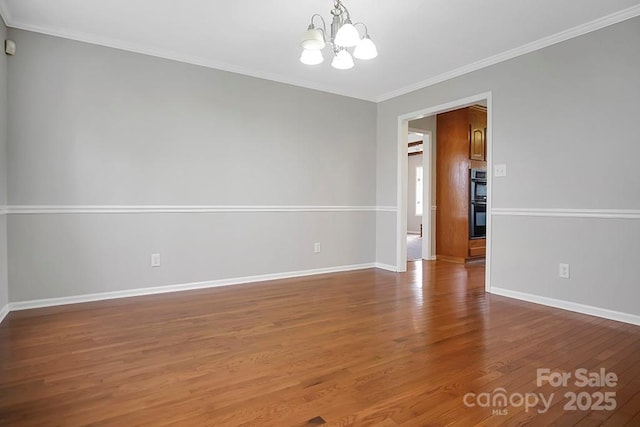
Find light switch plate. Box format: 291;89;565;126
494;164;507;177
4;39;16;56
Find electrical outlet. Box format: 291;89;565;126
151;253;161;267
314;242;321;253
559;263;570;279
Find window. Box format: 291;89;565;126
416;166;423;216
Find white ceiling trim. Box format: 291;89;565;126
376;4;640;102
1;2;639;103
0;1;374;102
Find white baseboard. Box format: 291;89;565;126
375;263;398;272
490;287;640;326
7;263;378;312
0;304;9;324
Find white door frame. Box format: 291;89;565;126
396;91;493;292
421;131;433;260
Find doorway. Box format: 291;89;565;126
406;131;432;261
395;92;492;292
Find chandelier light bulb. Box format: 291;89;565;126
334;21;360;47
331;49;354;70
353;35;378;60
300;49;324;65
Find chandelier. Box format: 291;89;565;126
300;0;377;70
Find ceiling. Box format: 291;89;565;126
1;0;639;102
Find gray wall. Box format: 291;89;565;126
376;17;640;316
4;17;639;320
6;29;377;301
0;18;8;309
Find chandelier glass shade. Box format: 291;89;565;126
331;49;354;70
334;21;360;47
353;35;377;60
300;48;325;65
301;28;326;50
300;0;377;70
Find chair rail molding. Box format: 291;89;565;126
491;208;640;220
6;205;398;214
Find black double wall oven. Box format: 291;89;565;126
470;169;487;239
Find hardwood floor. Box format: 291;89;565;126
1;261;639;426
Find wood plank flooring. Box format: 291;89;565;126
1;261;639;426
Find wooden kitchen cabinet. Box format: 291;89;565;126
469;105;487;161
436;105;487;263
468;238;486;257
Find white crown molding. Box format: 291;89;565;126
490;287;640;326
0;14;375;102
6;262;377;313
492;208;640;220
3;2;639;103
6;205;395;214
376;4;640;102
